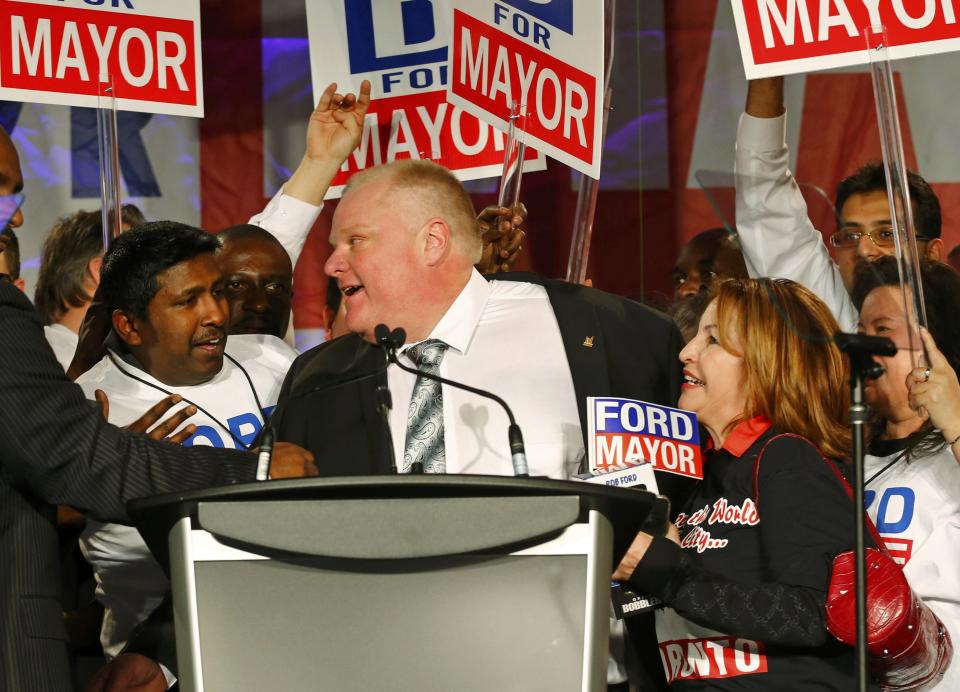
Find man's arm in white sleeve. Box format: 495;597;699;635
734;77;858;332
249;80;372;266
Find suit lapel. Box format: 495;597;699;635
540;279;611;447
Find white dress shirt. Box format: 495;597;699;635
44;323;79;371
734;111;859;332
387;269;585;479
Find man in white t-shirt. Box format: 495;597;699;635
76;221;297;657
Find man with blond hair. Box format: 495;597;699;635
272;158;685;688
273;157;685;492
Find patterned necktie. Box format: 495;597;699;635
403;339;448;473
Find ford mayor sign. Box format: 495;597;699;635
306;0;546;200
587;397;704;480
0;0;203;117
448;0;605;179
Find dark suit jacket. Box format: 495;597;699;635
0;283;256;691
272;273;690;504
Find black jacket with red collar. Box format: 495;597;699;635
628;419;876;690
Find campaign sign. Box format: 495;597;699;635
587;397;703;480
448;0;605;179
731;0;960;79
306;1;546;200
0;0;203;117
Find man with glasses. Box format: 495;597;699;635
734;76;943;331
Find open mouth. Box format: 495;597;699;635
683;373;705;387
193;336;225;353
342;284;364;297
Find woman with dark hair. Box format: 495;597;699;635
614;277;869;690
850;256;960;688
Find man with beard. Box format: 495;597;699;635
75;222;298;660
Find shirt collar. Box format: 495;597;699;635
408;268;490;356
716;416;773;458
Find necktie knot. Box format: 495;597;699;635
405;339;448;372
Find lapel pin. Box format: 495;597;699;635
583;336;595;348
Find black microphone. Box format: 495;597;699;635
374;323;529;477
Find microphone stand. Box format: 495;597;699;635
375;324;529;477
375;355;399;475
834;332;897;692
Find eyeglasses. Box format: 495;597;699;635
829;228;930;249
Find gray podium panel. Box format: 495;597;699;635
193;554;587;691
131;477;658;692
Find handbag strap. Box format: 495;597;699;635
751;432;889;557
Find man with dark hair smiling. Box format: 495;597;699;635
76;221;300;660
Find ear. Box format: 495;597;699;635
421;217;451;266
112;309;143;347
925;238;944;262
88;255;104;287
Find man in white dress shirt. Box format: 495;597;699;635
272;159;685;690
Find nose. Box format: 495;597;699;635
679;337;697;365
243;284;270;313
324;248;346;278
856;233;883;260
676;276;702;300
202;293;228;327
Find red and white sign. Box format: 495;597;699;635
0;0;202;117
306;1;545;200
659;636;768;683
732;0;960;78
448;0;605;179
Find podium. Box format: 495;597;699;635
129;475;659;692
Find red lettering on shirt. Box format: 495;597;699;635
659;636;768;683
708;497;760;526
680;526;729;553
882;537;913;565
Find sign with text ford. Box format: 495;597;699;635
307;0;545;200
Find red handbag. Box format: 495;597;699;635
826;548;952;691
753;434;953;691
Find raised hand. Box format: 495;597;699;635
285;80;373;206
306;80;373;164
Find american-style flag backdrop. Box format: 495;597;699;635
5;0;960;345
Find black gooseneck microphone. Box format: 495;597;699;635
374;324;529;477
